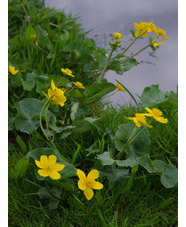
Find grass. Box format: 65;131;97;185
9;103;178;227
8;0;178;226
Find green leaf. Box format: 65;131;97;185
17;98;43;119
29;147;77;178
16;135;27;153
140;84;166;109
25;24;36;40
38;187;61;210
137;157;178;188
10;72;22;88
84;82;116;102
136;156;154;173
101;167;129;183
9;158;29;179
116;157;138;168
70;102;79;122
152;160;168;172
69;89;82;98
109;58;139;75
22;73;35;91
160;163;178;188
35;75;49;94
114;124;150;157
97;152;115;166
15;98;61;134
14;115;38;134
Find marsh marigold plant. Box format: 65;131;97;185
125;113;153;128
61;68;75;77
143;107;168;123
35;155;65;180
77;169;103;200
9;65;18;75
73;81;85;89
43;79;67;107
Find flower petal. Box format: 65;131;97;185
84;188;94;200
38;169;49;177
48;155;57;167
152;108;162;117
48;171;61;180
51;79;56;91
145;107;153;115
35;160;44;168
92;182;103;190
77;169;86;180
87;170;99;179
78;179;87;190
40;155;48;164
155;117;168;123
53;164;65;172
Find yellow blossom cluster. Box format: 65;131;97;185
61;68;85;89
134;22;169;40
9;65;18;75
113;33;122;44
43;79;67;107
125;107;168;128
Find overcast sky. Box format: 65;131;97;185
45;0;178;106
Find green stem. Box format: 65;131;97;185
97;47;115;83
115;126;137;160
128;119;153;146
45;101;51;136
120;44;151;64
40;98;52;142
121;36;139;55
102;89;119;100
40;97;69;161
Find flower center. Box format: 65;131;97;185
86;178;95;188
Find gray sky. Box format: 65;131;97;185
45;0;178;106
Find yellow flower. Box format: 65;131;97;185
134;22;168;40
113;33;122;40
125;113;153;128
43;79;67;107
61;68;75;77
143;107;168;123
116;82;126;92
30;34;36;40
9;65;18;75
35;155;65;180
152;42;166;47
134;22;149;37
77;169;103;200
157;28;169;40
72;81;85;89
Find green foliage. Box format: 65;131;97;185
114;124;150;157
9;158;29;179
140;84;178;109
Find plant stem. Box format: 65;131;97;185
19;0;29;17
97;47;115;83
45;102;51;136
122;37;139;55
115;126;137;160
40;98;52;142
120;44;151;64
128;119;153;146
40;97;69;161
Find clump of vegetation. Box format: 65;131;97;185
8;0;178;226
